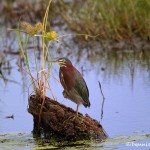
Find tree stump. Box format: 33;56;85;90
28;95;108;141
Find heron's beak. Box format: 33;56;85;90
49;59;66;67
49;60;60;64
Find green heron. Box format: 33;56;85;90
50;57;90;116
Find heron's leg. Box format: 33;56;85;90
76;104;79;117
63;104;80;123
67;104;79;121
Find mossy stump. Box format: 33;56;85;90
28;95;107;141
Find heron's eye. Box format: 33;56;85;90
59;59;65;62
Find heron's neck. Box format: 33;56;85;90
60;64;74;71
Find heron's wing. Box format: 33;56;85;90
73;69;90;107
59;67;90;107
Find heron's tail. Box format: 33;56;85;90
83;99;90;108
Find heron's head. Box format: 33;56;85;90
50;57;72;67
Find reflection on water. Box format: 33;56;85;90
0;30;150;149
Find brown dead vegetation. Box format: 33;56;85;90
28;94;107;141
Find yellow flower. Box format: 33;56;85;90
21;22;43;36
35;22;43;32
21;22;30;30
26;25;36;36
46;31;59;41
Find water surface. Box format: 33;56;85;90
0;29;150;149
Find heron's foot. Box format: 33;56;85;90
64;112;78;122
68;114;78;121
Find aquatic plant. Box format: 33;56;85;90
7;0;98;113
6;0;56;103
